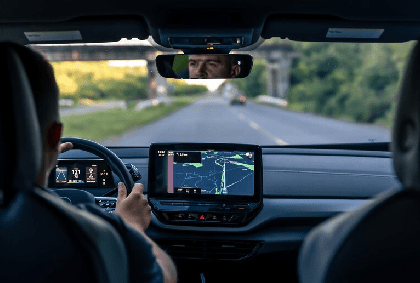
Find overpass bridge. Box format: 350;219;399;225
30;40;298;99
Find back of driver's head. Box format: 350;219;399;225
6;42;60;146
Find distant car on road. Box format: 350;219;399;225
230;93;247;105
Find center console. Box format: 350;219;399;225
148;143;263;226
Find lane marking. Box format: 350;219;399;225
231;108;288;145
249;121;260;130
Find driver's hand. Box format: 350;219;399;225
116;182;152;232
60;142;73;153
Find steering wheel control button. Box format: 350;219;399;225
95;197;117;210
124;163;142;182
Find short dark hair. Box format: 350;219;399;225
6;42;59;145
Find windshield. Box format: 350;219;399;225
30;38;416;146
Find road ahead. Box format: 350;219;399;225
103;96;391;146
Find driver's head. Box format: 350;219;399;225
188;54;241;79
9;43;62;185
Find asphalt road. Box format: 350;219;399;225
102;96;391;146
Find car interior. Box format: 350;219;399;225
1;0;420;282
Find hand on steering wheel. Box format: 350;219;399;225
60;142;73;154
60;137;135;195
59;138;151;231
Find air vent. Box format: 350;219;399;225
155;239;262;261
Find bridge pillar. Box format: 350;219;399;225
147;59;157;99
265;43;298;98
266;54;295;98
147;51;168;100
244;42;299;98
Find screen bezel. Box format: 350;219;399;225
148;143;263;203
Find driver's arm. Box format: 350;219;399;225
116;182;177;283
58;142;177;283
80;183;177;283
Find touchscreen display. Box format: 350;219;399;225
155;150;254;196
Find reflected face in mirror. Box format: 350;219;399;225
188;55;241;79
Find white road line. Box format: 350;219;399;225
231;108;288;145
249;121;260;130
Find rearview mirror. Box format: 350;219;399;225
156;54;253;79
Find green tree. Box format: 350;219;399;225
286;41;409;125
231;60;267;97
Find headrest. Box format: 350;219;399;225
392;41;420;188
0;43;42;199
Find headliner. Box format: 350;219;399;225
0;0;419;46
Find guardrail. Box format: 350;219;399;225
256;95;288;107
134;96;174;111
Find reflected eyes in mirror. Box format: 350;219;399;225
189;60;219;68
208;61;218;67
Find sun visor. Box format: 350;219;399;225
0;18;149;44
262;16;420;43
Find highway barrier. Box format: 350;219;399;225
256;95;288;107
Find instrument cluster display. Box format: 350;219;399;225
49;159;114;188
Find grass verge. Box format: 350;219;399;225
61;95;200;142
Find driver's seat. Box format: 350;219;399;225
0;43;128;283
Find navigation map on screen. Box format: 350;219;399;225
157;150;254;196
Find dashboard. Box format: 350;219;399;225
52;143;401;282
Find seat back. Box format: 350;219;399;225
299;41;420;283
324;189;420;283
0;43;128;283
326;41;420;282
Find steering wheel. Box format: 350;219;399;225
60;137;135;198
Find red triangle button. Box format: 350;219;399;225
200;215;205;220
